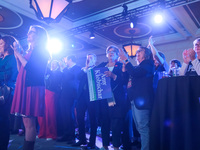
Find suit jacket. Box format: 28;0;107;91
61;65;81;100
125;59;155;110
98;61;128;118
77;70;89;101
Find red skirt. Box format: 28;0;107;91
10;65;45;117
38;89;57;139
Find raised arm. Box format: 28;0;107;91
148;36;165;65
11;41;27;71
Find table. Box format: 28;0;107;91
150;76;200;150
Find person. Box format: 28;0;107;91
38;60;62;140
10;25;49;150
0;36;18;150
168;59;182;76
98;45;128;150
179;38;200;76
148;36;169;91
57;55;81;144
119;46;155;150
72;53;98;149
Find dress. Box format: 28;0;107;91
11;48;49;117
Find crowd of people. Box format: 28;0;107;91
0;25;199;150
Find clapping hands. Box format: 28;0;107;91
182;48;196;64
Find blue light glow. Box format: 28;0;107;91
47;38;62;54
154;14;163;24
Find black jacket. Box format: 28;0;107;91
25;47;49;87
126;59;155;110
61;65;81;100
97;61;128;118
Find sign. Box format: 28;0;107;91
87;67;112;101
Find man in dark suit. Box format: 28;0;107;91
72;53;99;149
57;55;81;143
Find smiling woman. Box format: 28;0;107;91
97;45;129;150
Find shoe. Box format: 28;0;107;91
71;140;87;146
46;138;53;141
18;130;25;136
86;143;96;149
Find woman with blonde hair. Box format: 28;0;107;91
11;25;49;150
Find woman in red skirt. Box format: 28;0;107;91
38;60;62;140
11;25;49;150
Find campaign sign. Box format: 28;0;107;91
87;67;112;101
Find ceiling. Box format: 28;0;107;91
0;0;200;57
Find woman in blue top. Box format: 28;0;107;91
0;35;18;150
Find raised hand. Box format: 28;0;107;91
148;36;155;47
182;49;191;64
119;48;128;61
188;48;196;61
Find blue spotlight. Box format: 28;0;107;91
154;14;163;24
130;22;134;28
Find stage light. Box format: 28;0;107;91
154;14;163;24
30;0;72;23
129;16;137;28
130;22;134;28
47;38;63;54
122;3;128;16
89;31;95;39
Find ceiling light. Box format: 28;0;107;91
89;32;95;39
123;43;141;58
154;14;163;24
30;0;72;23
129;16;137;28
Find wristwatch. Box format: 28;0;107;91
125;59;129;64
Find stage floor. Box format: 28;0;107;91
8;133;140;150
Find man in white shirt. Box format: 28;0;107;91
179;38;200;76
